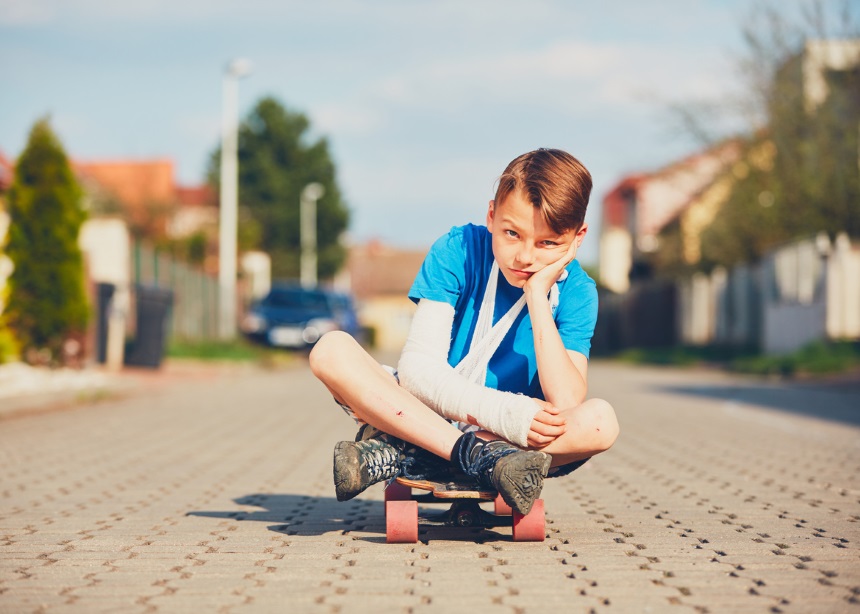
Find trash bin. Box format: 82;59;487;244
124;285;174;368
95;282;115;364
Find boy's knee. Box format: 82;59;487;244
591;398;619;452
309;330;355;378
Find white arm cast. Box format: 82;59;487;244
397;299;540;447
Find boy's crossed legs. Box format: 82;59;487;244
310;331;618;514
310;331;551;514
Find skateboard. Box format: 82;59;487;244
383;476;545;543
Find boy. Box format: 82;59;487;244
310;148;619;516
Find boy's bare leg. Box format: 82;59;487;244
535;399;619;466
309;331;461;458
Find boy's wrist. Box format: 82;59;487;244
524;287;551;311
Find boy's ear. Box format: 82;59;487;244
575;222;589;247
486;200;496;230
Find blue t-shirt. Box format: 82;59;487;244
408;224;598;400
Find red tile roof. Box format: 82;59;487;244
175;184;215;207
74;159;176;209
601;139;741;232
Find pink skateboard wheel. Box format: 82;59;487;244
386;500;418;543
512;499;545;542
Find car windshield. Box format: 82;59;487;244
265;289;331;312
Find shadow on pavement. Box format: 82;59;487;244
187;492;514;543
652;378;860;427
187;493;380;536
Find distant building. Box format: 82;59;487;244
336;241;427;352
602;39;859;295
797;39;860;114
74;158;215;240
597;38;860;355
599;140;741;293
170;184;217;239
75;159;174;235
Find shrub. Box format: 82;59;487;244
4;118;89;364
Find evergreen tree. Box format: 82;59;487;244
208;97;349;280
4;118;89;362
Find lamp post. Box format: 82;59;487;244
300;182;325;289
218;58;252;340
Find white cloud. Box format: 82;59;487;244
0;0;400;26
0;0;55;25
427;41;624;82
340;153;498;245
311;104;382;137
308;36;735;138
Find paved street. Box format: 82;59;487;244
1;359;859;613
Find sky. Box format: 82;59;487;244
0;0;812;265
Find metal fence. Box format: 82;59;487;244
132;242;220;340
595;232;860;355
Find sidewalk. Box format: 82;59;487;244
0;359;264;419
0;359;858;612
0;361;118;418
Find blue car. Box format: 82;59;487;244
241;285;360;349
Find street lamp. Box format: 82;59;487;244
300;182;325;289
218;58;252;340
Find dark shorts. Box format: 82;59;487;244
548;456;590;478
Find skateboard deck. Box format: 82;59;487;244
383;476;545;543
395;476;497;500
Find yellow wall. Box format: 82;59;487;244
358;295;417;353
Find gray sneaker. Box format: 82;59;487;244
333;437;401;502
453;434;551;515
334;425;452;501
487;444;551;515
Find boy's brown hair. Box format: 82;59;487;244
494;148;592;234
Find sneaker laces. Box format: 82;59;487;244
356;424;448;481
358;438;401;482
455;432;517;489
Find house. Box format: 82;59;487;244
598;39;860;354
599;140;741;293
169;184;217;239
75;159;176;235
336;241;427;352
797;39;860;114
75;158;216;241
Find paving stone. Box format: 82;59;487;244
1;361;858;612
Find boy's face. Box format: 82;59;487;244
486;189;588;289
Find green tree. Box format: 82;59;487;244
208;97;350;280
698;142;788;269
4;118;89;363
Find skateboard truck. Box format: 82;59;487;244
435;500;510;529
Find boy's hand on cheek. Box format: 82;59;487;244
527;399;566;448
524;240;578;300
